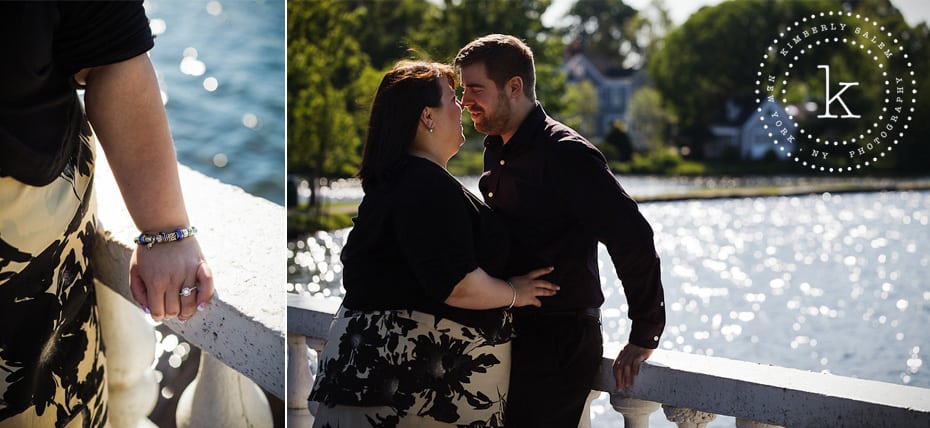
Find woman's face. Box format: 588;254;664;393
433;82;465;151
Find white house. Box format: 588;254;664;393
708;98;797;160
562;52;637;138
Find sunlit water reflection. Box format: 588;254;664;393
307;175;909;203
288;191;929;426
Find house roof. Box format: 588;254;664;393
714;96;759;127
563;52;637;85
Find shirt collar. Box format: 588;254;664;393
483;102;547;151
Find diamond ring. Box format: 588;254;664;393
180;286;198;297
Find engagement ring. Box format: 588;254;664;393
180;286;198;297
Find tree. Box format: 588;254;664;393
345;0;434;69
287;0;574;184
560;80;599;137
355;0;572;140
407;0;570;121
604;120;633;162
629;86;674;151
647;0;837;150
564;0;639;66
288;1;375;205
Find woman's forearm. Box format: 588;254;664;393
79;53;213;323
80;53;189;232
445;266;558;310
444;268;515;310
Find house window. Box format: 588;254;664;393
611;87;625;109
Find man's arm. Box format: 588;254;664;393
78;53;214;322
555;141;666;390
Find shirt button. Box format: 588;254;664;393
499;159;506;166
488;192;494;198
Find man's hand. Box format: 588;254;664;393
613;343;654;391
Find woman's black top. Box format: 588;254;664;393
340;155;510;330
0;1;154;186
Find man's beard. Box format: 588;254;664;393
473;93;511;136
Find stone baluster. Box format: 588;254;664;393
662;405;717;428
176;352;273;428
610;395;661;428
96;281;159;428
735;417;784;428
576;390;601;428
287;333;316;427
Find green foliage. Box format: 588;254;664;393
610;148;705;175
288;0;930;178
603;121;633;162
348;0;433;69
648;0;809;134
560;80;599;136
565;0;639;64
288;0;573;179
287;1;373;178
447;139;486;176
629;86;674;151
407;0;554;62
288;210;355;234
647;0;928;173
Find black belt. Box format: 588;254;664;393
519;307;601;321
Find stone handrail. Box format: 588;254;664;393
287;293;930;427
92;146;286;400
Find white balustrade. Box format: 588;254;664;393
662;404;717;428
286;333;315;427
93;145;285;427
578;390;601;428
95;281;159;428
288;294;930;427
611;396;660;428
175;353;273;428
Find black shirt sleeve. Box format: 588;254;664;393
55;1;154;74
392;167;479;304
552;141;666;349
0;1;154;185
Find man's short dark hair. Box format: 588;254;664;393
454;34;536;102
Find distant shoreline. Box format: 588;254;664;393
288;177;930;236
633;177;930;203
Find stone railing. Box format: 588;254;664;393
92;146;284;427
286;293;930;427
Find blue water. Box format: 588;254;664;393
289;190;930;426
144;0;285;205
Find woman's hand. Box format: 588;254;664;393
129;237;214;322
508;266;559;308
81;54;212;322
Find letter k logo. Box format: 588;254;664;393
817;65;861;118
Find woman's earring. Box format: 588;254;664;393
429;127;434;133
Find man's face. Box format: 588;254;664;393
459;62;512;136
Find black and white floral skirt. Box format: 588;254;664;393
0;137;108;427
309;308;512;428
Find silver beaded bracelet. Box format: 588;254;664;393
134;226;198;248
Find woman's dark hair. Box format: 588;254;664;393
358;60;457;192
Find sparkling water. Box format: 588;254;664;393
288;190;930;426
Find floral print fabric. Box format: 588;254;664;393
0;134;108;427
310;309;513;428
